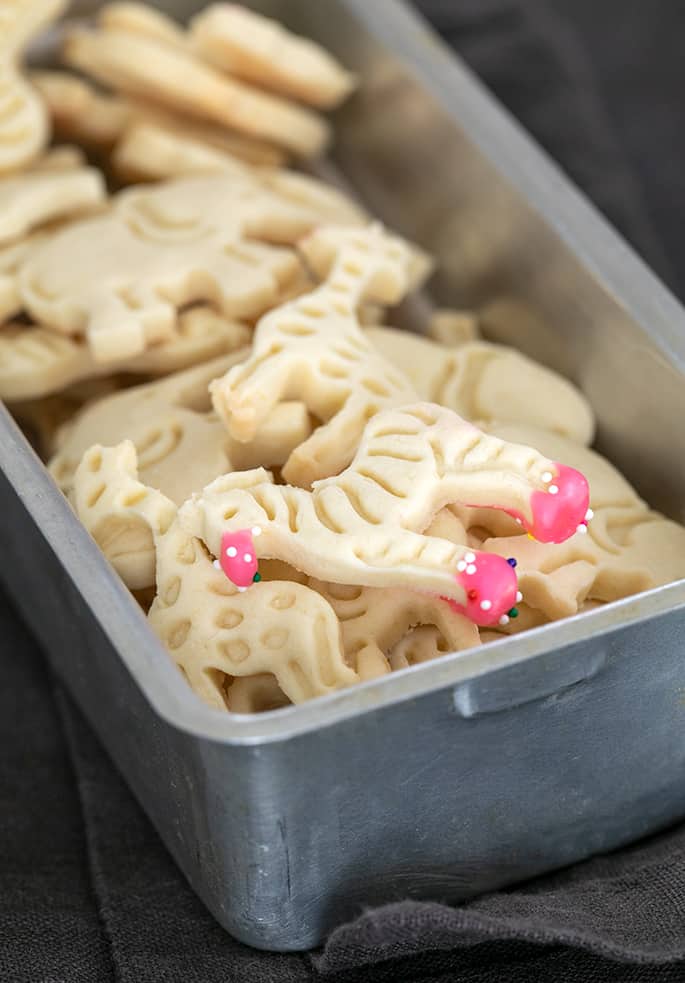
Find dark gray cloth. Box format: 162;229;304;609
3;1;685;981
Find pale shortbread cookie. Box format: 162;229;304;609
0;165;106;246
71;441;357;706
29;145;87;171
308;579;480;680
180;402;590;626
0;0;67;174
225;673;290;713
0;168;103;326
11;378;126;459
30;70;133;150
0;232;47;321
111;121;255;182
63;26;330;157
19;170;363;362
49;353;312;505
0;307;251;402
210;224;424;487
30;70;285;166
120;94;287;166
190;4;356;108
389;625;453;671
367;326;595;446
14;393;89;459
475;424;685;622
427;308;480;345
264;264;315;311
98;2;186;49
301;221;433;302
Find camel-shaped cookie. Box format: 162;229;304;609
210;223;429;487
180;403;590;627
0;0;66;174
71;441;358;706
19;170;365;363
49;353;312;508
366;326;595;446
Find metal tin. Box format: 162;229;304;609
3;0;685;952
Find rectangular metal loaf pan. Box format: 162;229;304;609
2;0;685;951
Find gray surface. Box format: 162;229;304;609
3;0;685;952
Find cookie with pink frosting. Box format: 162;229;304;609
179;402;590;628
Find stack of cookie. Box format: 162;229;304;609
3;2;685;713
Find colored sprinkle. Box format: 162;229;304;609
507;557;517;568
508;607;519;619
252;572;261;583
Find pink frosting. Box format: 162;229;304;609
447;551;518;626
503;463;590;544
219;529;258;588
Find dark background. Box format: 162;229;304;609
3;1;685;980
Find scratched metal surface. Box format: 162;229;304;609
3;0;685;951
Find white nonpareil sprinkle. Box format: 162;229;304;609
243;553;253;562
464;552;476;563
226;546;237;557
252;525;262;536
466;564;477;575
516;591;523;603
457;560;467;572
499;614;510;625
480;600;492;611
548;485;559;495
541;471;553;483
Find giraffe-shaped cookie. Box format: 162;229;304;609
474;423;685;623
0;0;67;174
210;224;426;487
180;403;590;627
71;441;357;707
19;170;365;363
228;557;474;679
